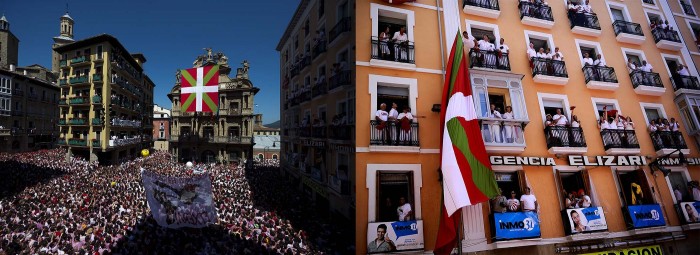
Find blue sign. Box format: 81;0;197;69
493;212;541;240
627;204;666;228
391;221;418;239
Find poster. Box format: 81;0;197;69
142;170;218;228
579;245;663;255
626;204;666;228
493;212;541;240
565;207;608;234
679;202;700;224
366;220;424;253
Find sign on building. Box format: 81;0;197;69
366;220;424;253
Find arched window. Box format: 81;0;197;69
258;153;264;159
272;154;278;160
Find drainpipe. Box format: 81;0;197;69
436;0;446;83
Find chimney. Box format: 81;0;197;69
9;64;15;72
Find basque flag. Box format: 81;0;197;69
180;65;219;112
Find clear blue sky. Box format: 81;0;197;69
3;0;299;124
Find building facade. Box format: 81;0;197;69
253;114;281;160
153;104;171;151
168;51;259;165
54;30;155;164
283;0;700;254
278;0;357;223
0;14;19;70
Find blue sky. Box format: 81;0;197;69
3;0;299;124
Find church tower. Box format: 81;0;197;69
52;12;75;72
0;14;20;69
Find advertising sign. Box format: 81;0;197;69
565;207;608;234
627;204;666;228
579;245;663;255
493;212;541;240
679;202;700;224
366;220;424;253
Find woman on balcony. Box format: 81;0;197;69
379;26;391;60
502;106;517;144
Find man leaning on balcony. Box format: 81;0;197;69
553;109;570;145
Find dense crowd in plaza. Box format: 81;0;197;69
0;149;352;255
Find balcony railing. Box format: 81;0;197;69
469;49;510;71
58;99;67;106
69;97;89;105
68;139;87;146
59;79;68;86
650;131;687;150
330;124;352;140
58;119;66;125
59;60;67;67
519;2;553;21
600;129;640;150
92;96;102;104
370;37;416;64
630;70;663;89
313;126;327;138
70;56;87;65
583;66;618;83
290;64;300;78
531;57;568;78
568;12;601;30
69;118;88;125
642;0;654;4
93;74;103;83
480;118;526;146
329;17;351;43
671;75;700;91
92;118;104;126
111;119;142;128
312;81;328;98
651;28;682;43
109;137;141;147
463;0;499;11
312;41;327;59
681;1;696;16
300;55;311;70
92;139;101;147
545;126;587;148
69;76;89;85
329;70;351;91
613;20;644;37
369;120;419;146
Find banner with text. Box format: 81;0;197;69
627;204;666;228
680;202;700;224
565;207;608;234
366;220;424;253
579;245;662;255
142;170;218;228
493;212;541;240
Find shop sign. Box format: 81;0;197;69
490;156;556;166
679;202;700;224
366;220;424;253
303;140;325;147
657;157;700;166
489;155;648;167
302;176;328;199
579;245;662;255
627;204;666;228
493;212;541;240
564;207;608;234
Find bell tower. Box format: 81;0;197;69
0;14;20;69
52;12;76;72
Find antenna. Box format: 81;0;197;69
65;1;69;14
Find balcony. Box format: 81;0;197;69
329;70;351;91
59;60;67;67
93;74;103;83
545;126;587;154
650;131;690;156
111;119;142;128
312;81;328;98
329;17;351;44
568;12;602;37
613;20;645;45
69;118;88;126
531;57;569;85
290;64;300;78
630;70;665;96
369;120;419;152
651;28;683;51
463;0;500;19
69;76;89;85
58;119;66;125
681;1;696;16
69;97;89;105
671;75;700;94
480;118;527;154
469;49;510;71
370;37;416;70
299;91;311;104
583;65;619;91
92;139;101;148
519;2;554;29
59;79;68;87
92;95;102;104
92;118;104;126
312;41;327;59
600;129;641;155
642;0;654;5
214;136;253;144
70;56;89;66
68;139;87;147
300;55;311;70
330;124;352;140
109;137;141;147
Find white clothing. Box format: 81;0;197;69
536;52;548;59
502;111;516;142
490;110;502;119
554;114;568;126
601;121;612;130
679;68;690;76
498;43;509;54
397;112;414;120
648;124;658;132
388;108;399;121
552;51;564;61
594;58;606;66
397;203;412;221
670;122;680;131
463;35;476;49
674;189;683;202
583;57;594;66
580;195;591;208
527;48;537;59
392;31;408;43
571;121;580;128
520;194;537;211
489;110;502;143
507;198;520;211
693;187;700;202
640;63;653;72
478;40;492;51
375;110;388;122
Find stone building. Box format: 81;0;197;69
168;50;259;164
153;104;171;151
0;14;19;70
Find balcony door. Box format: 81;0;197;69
616;169;653;206
611;8;625;22
377;86;409;113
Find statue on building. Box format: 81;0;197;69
242;60;250;74
175;69;181;84
204;48;213;60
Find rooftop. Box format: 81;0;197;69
253;135;281;149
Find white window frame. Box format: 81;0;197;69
368;74;418;121
523;30;556;52
643;9;666;26
660;53;699;77
685;20;700;42
605;1;634;22
639;102;668;126
574;39;605;64
366;164;422;222
464;20;502;45
537;93;573;124
663;167;692;204
370;3;416;43
642;0;659;10
620;47;649;65
590;97;623;118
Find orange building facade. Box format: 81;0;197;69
281;0;700;254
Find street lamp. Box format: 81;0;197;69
649;149;687;177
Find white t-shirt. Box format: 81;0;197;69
520;194;537;210
463;35;476;49
527;48;537;59
679;68;690;76
392;31;408;43
502;112;514;120
554;114;568;126
397;203;412;221
478;40;492;51
389;108;399;120
640;64;653;72
490;110;502;119
499;44;509;54
537;52;548;59
376;110;388;121
580;195;591;208
583;58;594;66
397;112;414;120
552;51;564;61
595;58;606;66
693;187;700;202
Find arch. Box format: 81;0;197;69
272;154;278;160
258;153;264;160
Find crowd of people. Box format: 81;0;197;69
483;104;521;144
461;32;510;69
567;0;595;28
1;149;352;254
519;0;553;21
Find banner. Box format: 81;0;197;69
493;212;541;240
565;207;608;234
142;170;218;228
627;204;666;228
679;202;700;223
367;220;424;253
579;245;663;255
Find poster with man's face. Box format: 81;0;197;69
366;220;423;254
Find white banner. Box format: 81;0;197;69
142;170;218;228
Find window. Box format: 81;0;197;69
377;172;414;222
377;86;409;113
97;45;103;59
318;0;325;17
555;170;596;209
369;75;417;122
492;171;528;212
615;169;654;206
273;154;278;160
337;1;348;19
667;171;691;203
304;19;310;36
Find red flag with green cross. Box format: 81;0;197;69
180;65;219;112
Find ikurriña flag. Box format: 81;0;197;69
434;32;499;255
180;65;219;112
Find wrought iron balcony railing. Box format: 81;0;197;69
531;57;568;78
600;129;640;150
583;65;619;83
329;70;351;91
370;120;419;146
329;17;351;43
70;56;88;65
464;0;499;10
629;70;663;89
371;37;415;64
69;76;89;85
681;1;696;16
519;2;553;21
545;126;587;148
312;81;328;98
568;12;601;30
651;27;682;43
671;75;700;91
613;20;644;37
650;131;687;151
93;74;103;83
312;41;327;59
469;49;510;71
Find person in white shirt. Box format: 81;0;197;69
674;185;683;202
553;108;570;144
497;38;509;68
397;197;413;221
388;103;399;144
526;43;537;60
462;31;476;50
551;47;564;61
502;106;517;143
397;107;414;144
553;108;569;126
392;26;409;62
375;103;389;144
478;35;497;67
582;52;594;66
594;54;606;67
379;26;391;59
640;60;653;72
578;190;592;208
507;191;521;212
488;104;502;143
520;187;538;212
678;64;690;76
535;48;548;73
